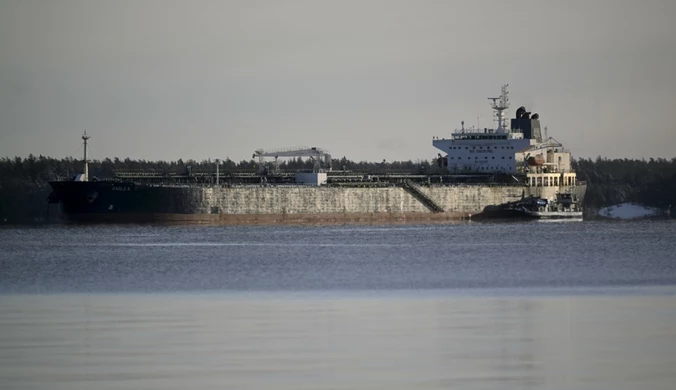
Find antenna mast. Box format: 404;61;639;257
82;131;90;182
488;84;510;132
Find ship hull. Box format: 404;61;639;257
472;209;584;221
49;181;586;225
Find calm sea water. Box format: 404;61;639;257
1;221;675;389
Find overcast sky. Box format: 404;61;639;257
1;0;674;162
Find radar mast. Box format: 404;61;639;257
488;84;510;132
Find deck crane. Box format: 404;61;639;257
252;146;332;174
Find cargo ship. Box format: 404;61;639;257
48;85;587;224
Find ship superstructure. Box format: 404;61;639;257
433;84;578;191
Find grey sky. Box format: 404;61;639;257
1;0;674;162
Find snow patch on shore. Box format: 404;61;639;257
598;203;661;220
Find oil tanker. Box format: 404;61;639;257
48;85;587;224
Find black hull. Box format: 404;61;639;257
471;209;539;221
49;181;206;215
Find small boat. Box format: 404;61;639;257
473;192;583;220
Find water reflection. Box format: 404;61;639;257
1;291;675;390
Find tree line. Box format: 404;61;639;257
1;154;674;223
573;157;676;211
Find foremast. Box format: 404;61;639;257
82;131;90;182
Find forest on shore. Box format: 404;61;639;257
1;154;675;223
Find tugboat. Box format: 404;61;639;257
473;192;583;221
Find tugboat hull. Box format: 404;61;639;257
473;208;583;221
